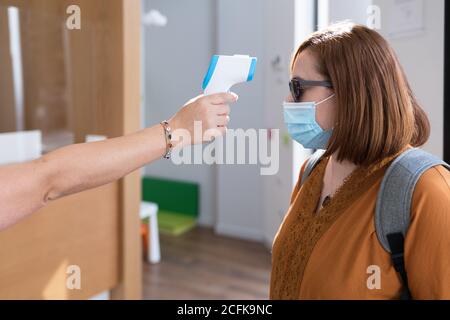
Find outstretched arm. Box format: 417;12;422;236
0;93;236;231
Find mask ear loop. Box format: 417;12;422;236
316;93;336;131
316;93;336;106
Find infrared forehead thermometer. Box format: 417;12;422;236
202;54;257;95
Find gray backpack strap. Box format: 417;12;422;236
375;148;450;300
300;149;327;187
375;148;450;253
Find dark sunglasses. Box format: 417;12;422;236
289;77;333;102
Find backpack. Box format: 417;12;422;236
299;148;450;300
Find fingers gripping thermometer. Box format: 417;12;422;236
202;55;257;95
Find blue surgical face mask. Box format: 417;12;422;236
283;94;335;150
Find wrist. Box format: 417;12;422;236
167;116;186;148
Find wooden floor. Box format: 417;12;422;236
143;227;272;299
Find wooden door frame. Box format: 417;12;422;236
0;0;142;300
111;0;142;300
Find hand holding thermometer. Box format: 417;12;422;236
202;54;257;95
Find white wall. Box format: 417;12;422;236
328;0;373;25
214;0;267;241
143;0;217;226
372;0;445;158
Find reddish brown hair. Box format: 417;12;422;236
292;22;430;166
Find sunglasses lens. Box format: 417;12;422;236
289;79;302;102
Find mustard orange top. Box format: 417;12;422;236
270;146;450;300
